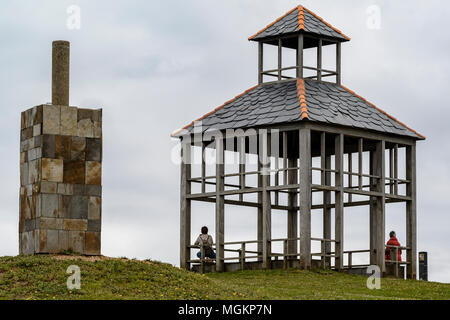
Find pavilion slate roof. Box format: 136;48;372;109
173;79;424;140
249;5;350;42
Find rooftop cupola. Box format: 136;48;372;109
249;5;350;85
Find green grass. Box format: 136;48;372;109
0;255;449;300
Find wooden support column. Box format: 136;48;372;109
287;156;298;260
239;136;246;202
394;144;399;195
348;152;353;202
299;127;312;269
321;132;332;267
406;143;417;279
335;133;344;271
297;34;304;78
317;39;322;81
201;142;206;194
261;131;272;269
374;140;386;273
336;42;341;85
369;150;377;265
258;42;263;84
257;159;263;261
180;139;192;270
215;137;225;272
358;138;363;190
278;39;282;81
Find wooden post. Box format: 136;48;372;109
317;39;322;81
180;139;192;270
240;243;246;271
394;144;399;195
200;245;205;274
358;138;363;190
299;127;312;269
369;150;377;265
287;156;298;261
215;136;225;272
389;148;394;194
201;143;206;194
348;152;353;202
336;42;341;85
239;136;246;202
321;132;331;267
335;133;344;271
297;34;304;78
406;143;417;279
258;42;263;84
283;240;288;270
257;160;263;262
375;140;386;273
260;131;272;269
278;39;282;81
348;252;353;270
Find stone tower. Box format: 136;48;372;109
19;41;102;255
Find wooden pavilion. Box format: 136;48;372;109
172;5;424;278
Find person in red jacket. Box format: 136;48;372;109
385;231;402;262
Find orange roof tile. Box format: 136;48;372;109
297;78;309;120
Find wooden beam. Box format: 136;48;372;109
336;42;341;85
201;143;206;194
239;136;246;202
406;143;417;279
394;144;399;195
299;127;312;269
261;131;272;269
257;160;263;261
375;140;386;273
297;34;304;78
215;137;225;272
335;133;344;271
322;132;332;267
287;156;298;259
180;141;191;270
358;138;363;190
258;42;263;84
369;150;376;265
348;152;353;202
317;39;322;81
278;39;282;81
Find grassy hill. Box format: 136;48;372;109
0;254;449;300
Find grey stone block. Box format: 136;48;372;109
42;135;56;158
85;185;102;197
42;105;60;135
70;196;88;219
46;229;59;253
87;219;101;232
41;194;59;218
88;196;101;220
68;231;85;253
59;230;69;251
41;181;57;193
86;138;101;161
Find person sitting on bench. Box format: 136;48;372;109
195;226;216;260
385;231;402;262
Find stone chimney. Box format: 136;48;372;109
19;41;103;255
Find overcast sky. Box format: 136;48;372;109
1;0;449;283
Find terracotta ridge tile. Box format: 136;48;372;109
303;7;351;41
297;78;309;120
340;85;425;140
248;6;299;40
298;5;305;30
171;85;260;137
